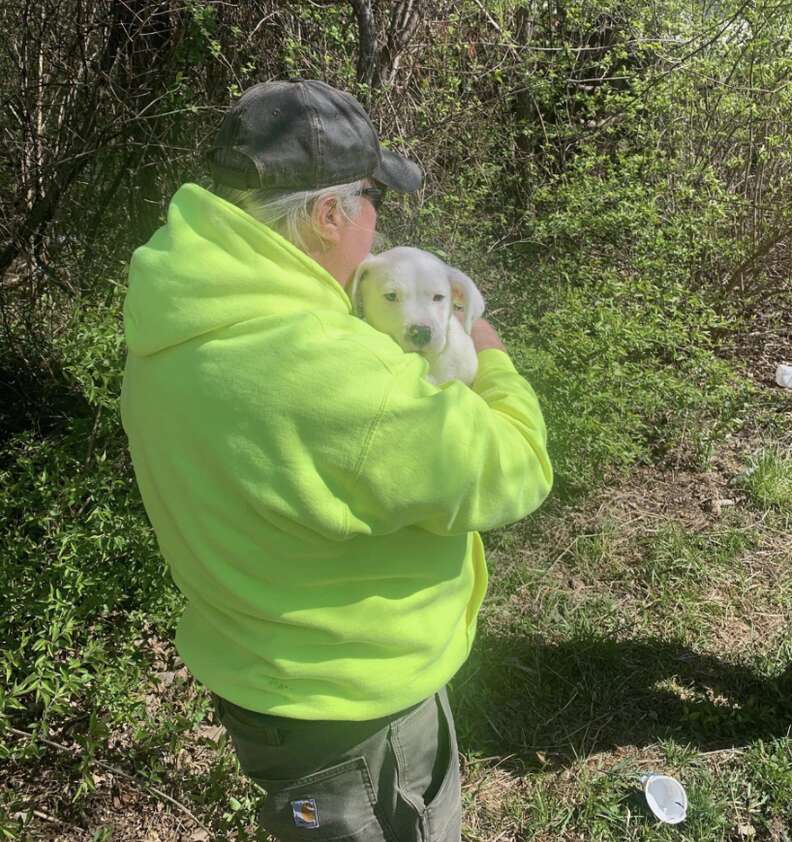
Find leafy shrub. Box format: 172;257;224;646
0;301;182;747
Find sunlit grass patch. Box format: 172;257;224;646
461;741;792;841
742;738;792;821
631;524;758;640
638;523;757;590
736;447;792;514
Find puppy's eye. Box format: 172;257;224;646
434;294;445;302
384;292;397;302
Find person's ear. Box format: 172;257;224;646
310;195;343;248
446;266;485;334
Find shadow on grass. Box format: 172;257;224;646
451;632;792;768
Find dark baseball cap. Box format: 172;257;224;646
208;79;424;193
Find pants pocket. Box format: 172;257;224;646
424;689;462;842
389;687;462;842
254;756;392;842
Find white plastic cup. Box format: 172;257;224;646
639;773;688;824
776;364;792;389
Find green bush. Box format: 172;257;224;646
0;301;182;748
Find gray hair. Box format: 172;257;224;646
212;180;366;253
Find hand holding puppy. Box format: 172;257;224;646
470;318;507;354
453;312;507;354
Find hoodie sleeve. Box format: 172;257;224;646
344;348;553;537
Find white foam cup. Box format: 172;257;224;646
776;364;792;389
639;773;688;824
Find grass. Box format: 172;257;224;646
1;285;791;840
449;424;792;841
737;448;792;514
5;426;790;840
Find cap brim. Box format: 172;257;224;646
373;148;424;193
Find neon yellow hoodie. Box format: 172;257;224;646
120;183;553;721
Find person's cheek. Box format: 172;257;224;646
367;210;378;252
360;223;375;260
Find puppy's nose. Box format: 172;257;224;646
407;324;432;347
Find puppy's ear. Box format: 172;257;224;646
348;256;373;318
447;266;485;334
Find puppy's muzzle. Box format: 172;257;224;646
406;324;432;348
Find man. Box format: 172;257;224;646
120;79;553;842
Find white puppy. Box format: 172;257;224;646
349;247;486;386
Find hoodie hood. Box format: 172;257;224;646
123;183;352;356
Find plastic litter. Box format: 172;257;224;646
639;773;688;824
776;364;792;389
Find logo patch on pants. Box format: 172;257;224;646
291;798;319;828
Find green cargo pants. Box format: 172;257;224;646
212;685;462;841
